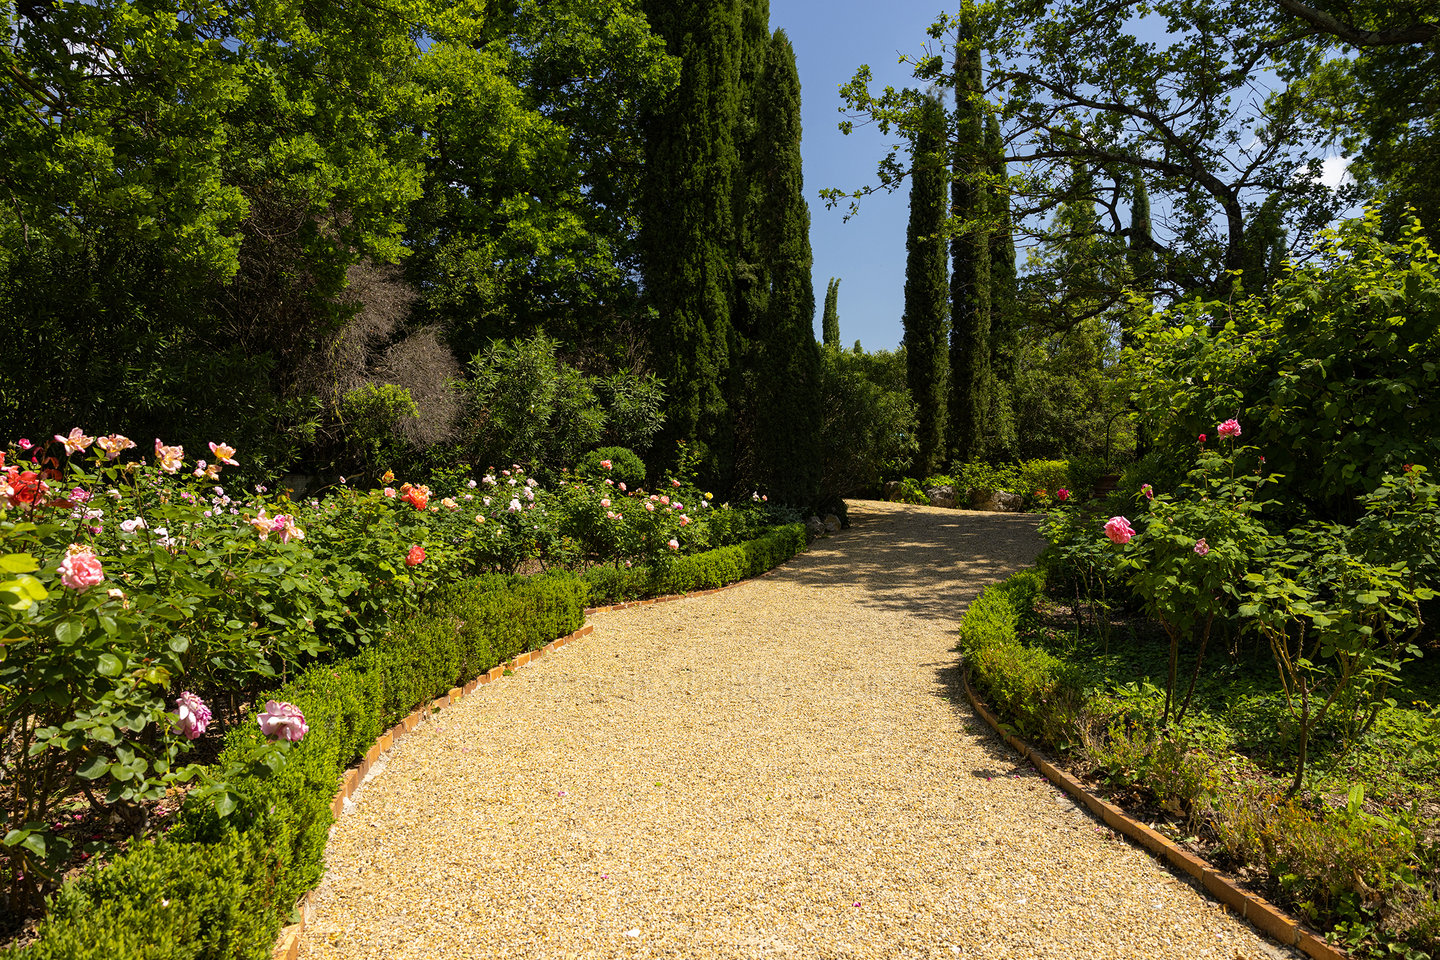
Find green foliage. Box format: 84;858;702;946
581;523;804;605
816;347;918;499
888;478;931;505
7;573;585;958
638;0;743;484
455;334;664;477
902;94;950;478
821;278;841;349
339;384;419;479
947;1;992;465
575;448;648;488
732;29;823;509
1129;213;1440;522
1113;438;1277;724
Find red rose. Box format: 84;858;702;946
405;544;426;567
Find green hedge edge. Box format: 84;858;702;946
581;523;806;605
955;568;1085;745
9;526;806;959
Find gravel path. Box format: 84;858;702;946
300;500;1296;960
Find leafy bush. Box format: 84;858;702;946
453;334;664;477
575;446;646;488
1129;212;1440;523
338;382;419;478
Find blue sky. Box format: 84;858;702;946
769;0;947;353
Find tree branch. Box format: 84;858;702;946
1274;0;1437;47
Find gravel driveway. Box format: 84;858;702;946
300;500;1296;959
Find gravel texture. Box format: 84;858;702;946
300;500;1298;959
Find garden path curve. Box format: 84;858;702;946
300;499;1296;960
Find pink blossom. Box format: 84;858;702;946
679;516;690;526
17;439;32;451
1217;419;1241;439
1056;488;1070;501
1194;538;1210;556
207;441;239;466
383;487;396;498
173;692;211;740
256;700;308;742
71;487;93;504
153;439;184;474
600;498;610;508
54;428;94;455
270;514;304;544
645;502;655;512
57;545;104;590
1141;483;1154;500
95;434;136;460
618;482;627;492
1197;433;1207;444
660;496;670;505
1104;516;1135;545
600;459;612;470
671;479;681;488
667;539;679;551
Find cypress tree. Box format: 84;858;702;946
984;108;1018;459
821;278;840;348
902;94;949;478
639;0;744;484
1127;168;1154;310
948;0;991;464
740;29;822;505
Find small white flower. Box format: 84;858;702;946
508;498;521;512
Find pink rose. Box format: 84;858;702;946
55;428;94;455
57;545;104;590
645;502;655;512
383;487;396;498
600;498;610;508
1056;488;1070;501
1194;538;1210;556
618;482;626;491
1104;516;1135;545
667;539;679;551
671;479;680;488
600;459;612;470
1217;418;1241;439
1197;433;1207;444
173;692;211;740
1141;483;1154;500
257;700;308;742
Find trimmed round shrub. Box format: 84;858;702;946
576;446;646;488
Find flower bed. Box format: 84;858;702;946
5;572;585;959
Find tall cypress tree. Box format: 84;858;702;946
639;0;744;483
984;108;1018;459
739;28;821;505
903;94;949;478
948;0;991;464
821;278;840;348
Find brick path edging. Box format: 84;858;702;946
959;666;1350;960
268;623;595;960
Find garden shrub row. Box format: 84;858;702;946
580;523;806;605
956;569;1438;956
8;573;586;960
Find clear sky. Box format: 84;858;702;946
769;0;946;353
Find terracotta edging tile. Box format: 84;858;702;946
958;666;1351;960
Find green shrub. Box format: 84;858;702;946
582;524;805;606
575;446;646;488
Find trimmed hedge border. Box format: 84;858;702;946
957;571;1350;960
579;523;807;606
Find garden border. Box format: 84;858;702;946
959;666;1351;960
